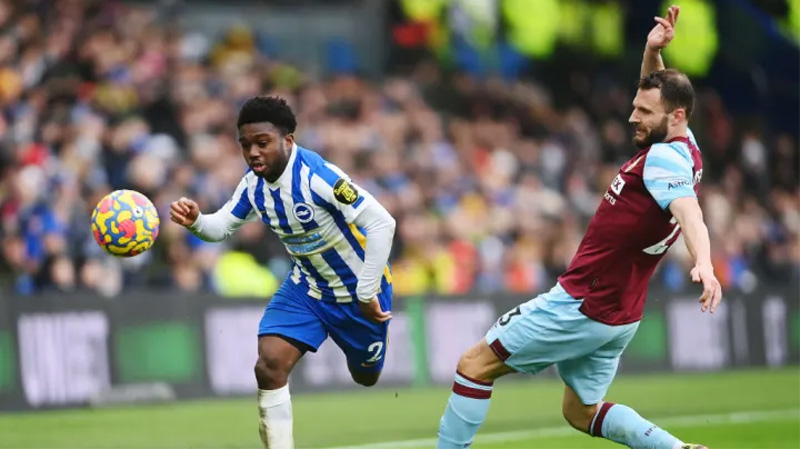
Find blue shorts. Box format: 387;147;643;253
258;278;392;373
485;283;639;405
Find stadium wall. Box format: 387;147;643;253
0;286;797;411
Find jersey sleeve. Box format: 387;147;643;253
643;142;696;210
352;200;396;301
226;176;257;220
308;162;374;223
307;160;395;302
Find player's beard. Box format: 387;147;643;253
634;116;669;149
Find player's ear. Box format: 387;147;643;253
283;132;295;148
672;108;686;125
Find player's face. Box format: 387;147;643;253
238;122;294;182
629;88;669;149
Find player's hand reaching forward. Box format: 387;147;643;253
690;264;722;313
170;197;200;227
359;298;392;324
647;5;679;50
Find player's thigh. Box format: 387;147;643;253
258;281;328;354
485;283;606;374
556;321;639;405
324;288;392;374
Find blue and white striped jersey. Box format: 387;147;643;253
198;144;393;303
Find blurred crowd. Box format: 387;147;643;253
0;0;797;298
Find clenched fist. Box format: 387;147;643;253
170;197;200;227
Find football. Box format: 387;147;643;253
91;189;160;257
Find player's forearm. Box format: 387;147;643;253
683;220;712;268
188;211;242;242
673;204;712;268
641;47;665;78
353;204;396;302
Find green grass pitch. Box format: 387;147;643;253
0;368;797;448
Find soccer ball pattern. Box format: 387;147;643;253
91;190;160;257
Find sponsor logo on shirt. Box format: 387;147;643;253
667;179;691;190
610;174;626;195
282;232;327;255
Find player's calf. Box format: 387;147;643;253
561;386;600;433
562;385;691;449
437;340;514;449
255;336;305;449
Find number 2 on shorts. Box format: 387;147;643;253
365;341;384;363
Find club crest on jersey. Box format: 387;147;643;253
333;178;359;205
610;174;626;195
292;203;315;223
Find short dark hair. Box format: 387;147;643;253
237;95;297;134
638;69;695;118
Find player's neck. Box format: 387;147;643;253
664;124;688;142
264;144;295;184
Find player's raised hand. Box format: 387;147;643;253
646;5;680;51
358;298;392;324
690;264;722;314
170;197;200;227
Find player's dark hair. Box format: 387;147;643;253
638;69;695;118
237;95;297;135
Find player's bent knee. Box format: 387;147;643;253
254;354;293;389
355;377;378;387
455;340;509;383
456;352;478;377
350;371;381;387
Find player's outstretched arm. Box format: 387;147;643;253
643;143;720;313
170;178;255;242
641;5;679;78
669;197;722;313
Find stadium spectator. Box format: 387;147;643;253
0;0;797;297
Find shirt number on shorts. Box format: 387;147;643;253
498;306;522;326
365;341;384;363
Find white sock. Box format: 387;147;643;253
258;386;294;449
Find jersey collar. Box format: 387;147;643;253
666;135;690;145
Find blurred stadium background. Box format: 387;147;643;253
0;0;798;448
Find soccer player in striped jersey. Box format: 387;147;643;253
436;6;719;449
170;96;395;449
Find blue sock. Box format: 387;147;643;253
436;371;494;449
591;402;683;449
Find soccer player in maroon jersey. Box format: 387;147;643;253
436;6;721;449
